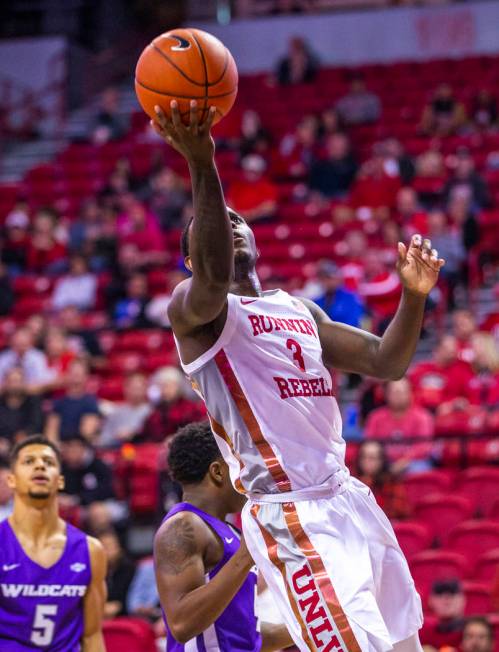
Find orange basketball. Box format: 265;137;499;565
135;28;238;126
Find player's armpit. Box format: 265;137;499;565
260;622;295;652
168;277;229;335
81;536;107;652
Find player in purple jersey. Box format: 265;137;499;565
0;436;107;651
154;422;293;651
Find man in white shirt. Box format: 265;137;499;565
52;254;97;312
0;328;55;392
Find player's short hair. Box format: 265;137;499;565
10;436;62;468
463;616;494;640
180;216;194;259
168;421;221;485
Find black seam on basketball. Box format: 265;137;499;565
206;48;229;87
190;31;209;124
150;42;206;87
135;78;237;100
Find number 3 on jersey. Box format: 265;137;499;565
31;604;57;646
286;338;306;372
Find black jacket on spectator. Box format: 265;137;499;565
309;156;358;197
107;557;136;616
62;454;115;505
0;395;43;441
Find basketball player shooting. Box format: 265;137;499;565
0;436;106;651
152;101;445;652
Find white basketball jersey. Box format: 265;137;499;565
178;290;347;495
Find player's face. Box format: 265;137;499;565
8;445;64;501
228;209;258;268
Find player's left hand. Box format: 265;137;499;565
396;233;445;297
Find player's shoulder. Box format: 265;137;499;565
85;535;105;564
154;510;211;553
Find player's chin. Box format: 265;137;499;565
28;489;52;500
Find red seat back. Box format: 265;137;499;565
392;521;432;560
402;471;452;509
445;520;499;560
413;494;474;545
457;467;499;516
103;618;157;652
410;550;469;603
462;581;493;616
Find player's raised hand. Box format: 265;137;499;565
151;100;216;166
396;233;445;296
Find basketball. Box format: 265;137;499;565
135;28;238;126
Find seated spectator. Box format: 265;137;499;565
113;273;154;330
141;166;189;231
452;309;477;363
51;255;97;311
0;460;13;522
238;109;271;160
45;359;100;442
414;149;446;205
443;148;491;210
312;260;365;328
226;154;278;223
350;145;401;211
470;89;497;131
117;198;166;264
423;580;466;649
141;366;205;442
420;84;466;136
100;373;151;446
26;207;67;274
461;617;495;652
276;114;320;178
60;435;125;531
69;198;102;254
45;327;77;381
97;527;135;619
355;441;410;519
57;306;105;365
466;332;499;407
378;220;402;268
335;75;381;125
275;36;318;86
364;378;434;474
126;557;161;623
1;207;29;271
394;187;428;237
381;138;415;185
410;335;474;411
89;87;126;144
447;194;480;253
359;251;402;328
309;133;358;199
339;230;368;292
319;108;343;139
0;368;43;452
0;328;55;393
25;314;48;350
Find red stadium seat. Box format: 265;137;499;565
489;497;499;520
392;521;432;560
410;550;469;602
402;471;453;509
474;548;499;584
462;581;493;615
413;494;474;545
103;618;157;652
445;520;499;559
457;467;499;516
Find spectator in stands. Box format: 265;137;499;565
382;138;415;185
44;327;77;385
126;557;161;623
414;149;446;206
447;194;480;253
309;133;358;199
443;148;491;210
51;254;97;312
141;366;205;442
226;154;278;223
424;580;466;649
355;441;410;519
359;251;402;329
0;264;14;317
56;306;104;367
452;309;477;363
350;144;401;211
60;435;125;531
335;75;381;126
466;332;499;407
45;359;100;442
364;378;434;473
146;269;188;329
275;36;318;86
319;108;343;140
427;209;466;307
238;109;272;160
100;372;151;446
0;460;13;521
410;335;474;411
26;207;67;274
69;198;102;254
277;114;320;178
461;617;495;652
25;314;48;351
141;166;189;231
0;328;55;393
470;89;497;132
97;527;135;618
117;197;166;263
394;187;428;237
0;368;43;451
420;84;466;136
311;260;365;328
2;207;29;272
113;273;154;330
90;87;126;144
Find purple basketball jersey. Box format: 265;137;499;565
158;502;261;651
0;519;91;651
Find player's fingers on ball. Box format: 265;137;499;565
189;100;199;130
154;105;167;127
170;100;182;129
205;106;217;130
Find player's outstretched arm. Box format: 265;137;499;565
304;234;445;380
260;622;295;651
152;102;233;335
154;512;254;643
82;536;107;652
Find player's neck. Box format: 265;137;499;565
182;490;228;522
10;496;61;541
230;267;262;297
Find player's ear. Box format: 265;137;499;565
209;459;224;485
6;471;16;491
185;256;193;272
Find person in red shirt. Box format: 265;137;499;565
226;154;278;223
465;332;499;407
26;207;67;273
451;309;478;364
364;378;434;473
359;250;402;328
409;335;474;411
351;146;401;211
